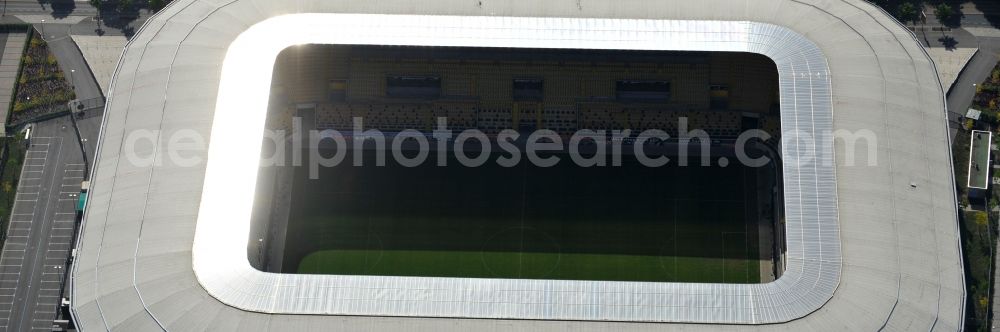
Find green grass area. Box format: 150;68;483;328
959;62;1000;331
0;138;25;241
961;210;993;331
299;249;756;283
285;152;762;284
11;30;75;124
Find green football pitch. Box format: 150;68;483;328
284;152;762;284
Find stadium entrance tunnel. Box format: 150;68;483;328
245;44;786;284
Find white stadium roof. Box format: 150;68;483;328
71;0;965;330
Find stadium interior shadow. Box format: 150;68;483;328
251;146;781;280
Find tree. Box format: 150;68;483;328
897;2;918;24
935;3;954;23
870;0;892;8
149;0;164;11
120;0;133;12
976;211;989;227
89;0;103;34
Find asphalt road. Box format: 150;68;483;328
0;0;97;17
0;0;151;39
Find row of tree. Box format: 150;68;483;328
87;0;171;13
888;1;955;25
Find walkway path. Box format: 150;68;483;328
945;37;1000;139
927;47;979;92
37;23;102;104
69;35;124;95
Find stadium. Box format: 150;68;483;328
70;0;965;330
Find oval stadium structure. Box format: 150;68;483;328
70;0;966;330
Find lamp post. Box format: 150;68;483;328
95;0;102;34
70;69;75;88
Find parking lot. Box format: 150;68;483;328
0;113;92;331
